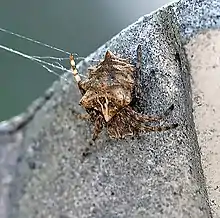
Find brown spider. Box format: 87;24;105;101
70;45;177;140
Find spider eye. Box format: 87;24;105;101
108;102;114;108
98;97;105;104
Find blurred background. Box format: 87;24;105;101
0;0;172;121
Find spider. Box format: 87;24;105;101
70;45;177;140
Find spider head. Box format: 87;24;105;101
96;96;117;122
80;87;131;122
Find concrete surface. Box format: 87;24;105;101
1;0;220;217
186;29;220;218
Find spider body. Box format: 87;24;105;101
70;46;177;140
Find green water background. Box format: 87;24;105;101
0;0;171;121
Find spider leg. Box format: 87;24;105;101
70;108;91;120
126;104;175;122
131;45;144;108
134;45;143;98
70;54;85;95
142;123;178;132
136;44;142;71
163;104;174;117
75;113;90;120
92;114;104;141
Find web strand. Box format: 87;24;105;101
0;27;72;56
0;27;89;83
0;44;86;83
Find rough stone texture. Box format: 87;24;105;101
1;0;220;217
186;29;220;218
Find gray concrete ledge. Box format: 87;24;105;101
186;29;220;218
1;0;219;217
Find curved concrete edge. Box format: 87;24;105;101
0;0;219;217
185;29;220;217
174;0;220;42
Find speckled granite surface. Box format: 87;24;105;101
1;0;220;217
